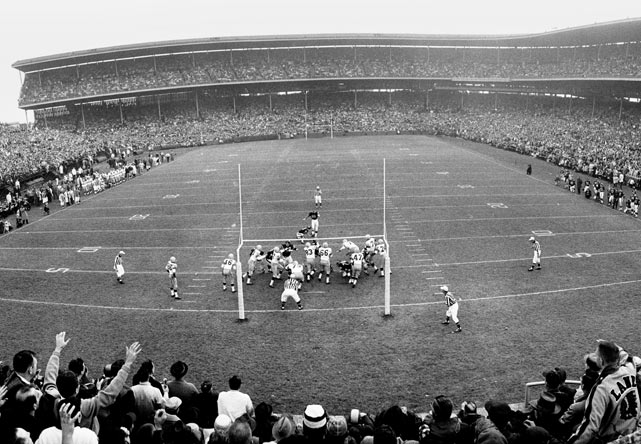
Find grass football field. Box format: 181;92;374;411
1;134;640;416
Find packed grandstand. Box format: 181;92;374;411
2;19;641;444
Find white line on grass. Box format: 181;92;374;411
1;279;638;313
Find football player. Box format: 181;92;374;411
245;245;266;285
350;247;365;288
165;256;180;299
303;242;317;282
303;211;320;238
221;253;237;293
317;242;333;284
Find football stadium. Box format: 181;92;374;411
1;18;641;444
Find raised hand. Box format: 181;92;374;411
125;341;142;364
56;331;71;350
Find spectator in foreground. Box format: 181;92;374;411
567;340;641;444
167;361;199;409
218;376;254;422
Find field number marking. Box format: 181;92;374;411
567;252;592;258
46;268;70;273
458;185;475;189
163;194;180;199
77;247;101;253
487;203;508;209
129;214;150;220
436;171;449;175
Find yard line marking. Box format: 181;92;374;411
188;285;207;288
412;253;432;256
193;278;212;281
422;270;441;273
2;278;637;313
424;277;443;280
201;266;218;269
300;291;327;294
415;258;434;261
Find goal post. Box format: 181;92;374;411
234;160;391;320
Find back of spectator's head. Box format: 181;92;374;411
170;360;189;379
12;350;36;374
554;367;567;384
597;340;620;366
103;359;125;378
214;414;233;437
584;352;601;373
136;366;151;382
255;401;273;420
201;380;213;393
68;357;86;378
7;427;32;444
484;400;513;429
303;404;328;433
140;359;155;374
373;425;397;444
431;396;453;422
272;415;296;442
165;397;183;415
56;370;79;398
458;401;478;420
228;419;253;444
15;384;41;413
57;396;82;428
229;375;242;390
327;415;348;440
542;370;561;390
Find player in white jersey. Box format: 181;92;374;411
245;245;266;285
221;253;237;293
363;235;376;267
286;261;305;282
303;242;317;282
165;256;181;299
281;277;303;310
440;285;462;333
349;248;365;288
314;186;322;208
372;239;387;277
269;247;284;288
338;239;359;257
528;237;542;271
317;242;333;285
114;251;125;284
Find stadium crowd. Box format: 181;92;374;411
17;43;641;105
4;91;641;193
0;333;640;444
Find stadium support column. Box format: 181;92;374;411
195;90;200;119
619;97;623;121
119;100;124;125
81;104;86;130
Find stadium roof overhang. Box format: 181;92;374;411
12;18;641;72
19;77;641;111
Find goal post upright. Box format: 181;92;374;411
383;158;391;316
236;163;246;321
